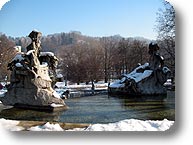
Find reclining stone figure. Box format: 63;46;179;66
108;43;171;96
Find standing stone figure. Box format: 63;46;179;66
27;30;42;57
25;30;42;72
148;43;164;70
148;43;168;85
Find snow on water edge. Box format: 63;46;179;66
29;122;64;131
0;118;174;131
68;119;174;131
0;118;24;131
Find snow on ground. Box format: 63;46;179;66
54;81;108;97
77;119;174;131
28;122;64;131
0;118;24;131
0;118;174;131
55;81;108;90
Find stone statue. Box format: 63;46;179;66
0;30;67;111
108;43;171;96
26;30;42;57
148;43;169;85
148;43;164;70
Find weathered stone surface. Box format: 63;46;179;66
0;30;66;110
1;71;65;107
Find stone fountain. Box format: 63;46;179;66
108;43;171;96
0;30;67;111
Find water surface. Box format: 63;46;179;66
0;94;175;124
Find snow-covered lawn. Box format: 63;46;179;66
54;81;108;97
0;118;174;131
55;81;108;90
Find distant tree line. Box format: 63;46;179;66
58;37;149;84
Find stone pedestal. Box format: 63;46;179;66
1;65;66;111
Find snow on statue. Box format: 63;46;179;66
108;43;171;96
0;30;67;111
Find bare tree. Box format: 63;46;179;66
85;40;104;83
100;37;119;83
156;1;175;78
156;1;175;40
0;34;16;80
58;39;104;84
127;40;149;72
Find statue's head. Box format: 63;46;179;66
28;30;42;42
148;42;160;55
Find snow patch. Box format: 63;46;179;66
68;119;174;131
40;52;55;57
13;53;25;61
53;91;61;99
56;73;63;78
124;63;152;83
26;50;35;55
50;103;64;108
0;89;7;97
109;82;124;88
28;122;64;131
164;79;172;86
0;118;174;131
0;118;24;131
15;62;23;68
109;63;153;88
32;29;40;33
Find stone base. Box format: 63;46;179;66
0;69;66;108
1;87;65;106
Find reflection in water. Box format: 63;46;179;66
0;107;64;122
0;94;175;124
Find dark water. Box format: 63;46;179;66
0;94;175;124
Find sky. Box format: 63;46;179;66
0;0;165;40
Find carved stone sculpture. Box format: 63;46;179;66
108;43;171;96
0;30;67;111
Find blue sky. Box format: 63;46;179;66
0;0;164;39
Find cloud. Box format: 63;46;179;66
0;0;10;10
